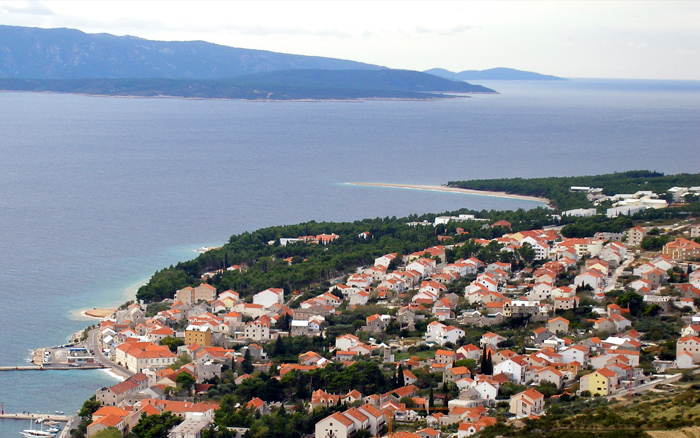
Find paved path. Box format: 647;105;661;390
58;415;79;438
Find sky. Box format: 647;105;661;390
0;1;699;80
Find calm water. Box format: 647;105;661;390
0;78;699;435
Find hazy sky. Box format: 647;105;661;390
0;1;698;80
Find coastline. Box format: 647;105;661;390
347;182;551;206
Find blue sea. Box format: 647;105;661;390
0;78;699;435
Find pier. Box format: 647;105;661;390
0;365;107;371
0;412;71;422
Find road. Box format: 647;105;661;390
85;328;133;379
604;255;633;293
607;373;682;399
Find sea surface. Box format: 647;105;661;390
0;78;699;435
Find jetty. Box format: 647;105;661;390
0;365;107;371
0;412;71;422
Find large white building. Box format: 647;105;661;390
114;341;176;373
253;288;285;308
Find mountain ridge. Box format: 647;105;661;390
0;24;384;80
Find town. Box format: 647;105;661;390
54;190;700;438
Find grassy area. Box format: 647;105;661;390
394;349;435;361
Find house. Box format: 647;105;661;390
677;351;695;369
375;253;397;268
96;373;149;406
547;317;570;335
627;227;647;246
677;336;700;364
175;284;218;306
426;321;465;346
185;325;212;347
575;270;605;290
435;349;456;365
594;318;617;334
534;366;563;388
364;314;390;333
664;238;700;260
480;332;506;348
87;406;130;437
457;344;482;361
560;345;589;367
494;357;528;384
336;334;361;351
444;366;470;383
579;367;618;396
554;296;579;311
243;319;270;342
532;328;554;345
253;288;285;308
169;420;211;438
509;389;544;417
349;291;370;306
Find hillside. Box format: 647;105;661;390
0;69;495;100
425;67;565;81
0;25;382;80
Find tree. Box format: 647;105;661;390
129;412;183;438
78;396;101;419
91;428;122;438
176;371;196;395
273;335;287;357
168;352;192;370
159;336;185;353
242;349;255;374
397;364;405;388
429;387;435;409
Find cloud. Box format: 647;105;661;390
0;1;54;16
316;28;352;39
228;25;312;37
415;24;473;36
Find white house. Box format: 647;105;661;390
253;288;285;308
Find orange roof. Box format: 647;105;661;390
91;414;124;428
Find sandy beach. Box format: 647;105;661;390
82;308;116;319
347;182;550;205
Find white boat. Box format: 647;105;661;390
20;431;56;438
20;420;56;438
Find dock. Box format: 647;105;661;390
0;412;71;422
0;365;107;371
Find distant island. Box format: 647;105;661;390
0;69;495;100
0;25;495;100
425;67;565;81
